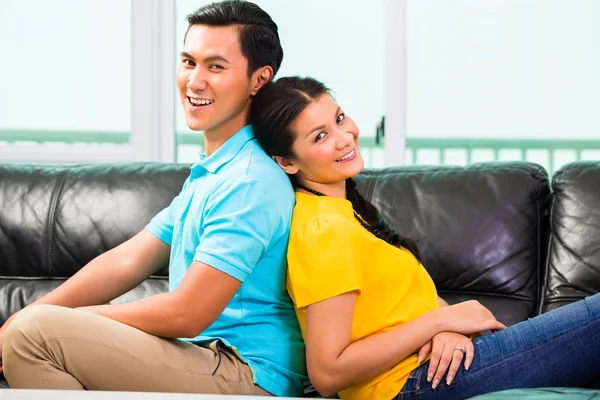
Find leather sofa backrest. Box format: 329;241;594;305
542;161;600;313
355;162;551;326
1;161;553;328
0;163;189;322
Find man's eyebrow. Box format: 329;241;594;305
180;51;195;60
203;55;231;64
179;53;231;64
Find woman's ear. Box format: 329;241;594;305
250;66;274;96
273;156;299;175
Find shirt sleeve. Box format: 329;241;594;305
194;178;291;282
287;215;363;309
145;177;190;246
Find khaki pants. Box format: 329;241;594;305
2;305;270;395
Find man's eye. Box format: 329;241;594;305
336;113;346;124
209;64;224;70
315;132;327;142
182;59;195;67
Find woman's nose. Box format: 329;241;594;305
336;130;355;149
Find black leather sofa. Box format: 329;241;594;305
1;160;599;393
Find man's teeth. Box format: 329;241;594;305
336;149;355;162
189;98;214;106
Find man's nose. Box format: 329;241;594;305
187;69;207;92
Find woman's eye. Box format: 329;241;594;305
336;113;346;124
315;132;327;142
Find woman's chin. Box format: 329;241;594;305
348;156;365;176
341;165;364;180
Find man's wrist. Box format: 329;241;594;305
76;305;109;316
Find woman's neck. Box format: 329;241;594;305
296;180;347;199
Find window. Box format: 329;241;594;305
0;0;133;163
404;0;600;174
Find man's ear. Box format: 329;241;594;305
273;155;299;175
250;66;274;96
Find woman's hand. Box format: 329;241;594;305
417;332;473;388
437;300;506;335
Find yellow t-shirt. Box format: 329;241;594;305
287;193;440;400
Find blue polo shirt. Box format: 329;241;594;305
145;125;306;397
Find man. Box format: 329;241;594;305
0;1;306;396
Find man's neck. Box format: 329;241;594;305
203;128;240;157
203;108;250;157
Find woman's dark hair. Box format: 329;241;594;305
186;1;283;77
251;76;421;262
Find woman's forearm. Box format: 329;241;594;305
312;308;444;396
438;296;449;307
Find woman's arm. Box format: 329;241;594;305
438;296;449;307
305;293;505;397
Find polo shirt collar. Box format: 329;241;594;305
193;125;255;174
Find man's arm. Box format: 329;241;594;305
16;230;170;312
78;177;286;338
0;229;170;373
79;260;241;338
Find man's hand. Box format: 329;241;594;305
76;305;107;315
417;332;473;389
0;315;16;376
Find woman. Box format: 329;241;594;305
249;76;600;400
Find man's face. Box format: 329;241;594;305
177;24;255;134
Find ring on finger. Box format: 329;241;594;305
454;345;466;355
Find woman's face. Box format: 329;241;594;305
286;94;365;186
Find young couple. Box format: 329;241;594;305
1;1;600;399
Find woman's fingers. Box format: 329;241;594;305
431;343;453;389
427;341;444;384
426;333;478;389
485;320;507;331
464;340;475;370
445;346;465;385
495;321;507;330
418;341;432;364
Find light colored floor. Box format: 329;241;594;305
0;389;304;400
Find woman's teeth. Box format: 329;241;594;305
336;149;355;162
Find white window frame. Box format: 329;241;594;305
384;0;406;167
1;0;403;166
131;0;176;163
0;0;175;164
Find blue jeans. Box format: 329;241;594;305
395;293;600;399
